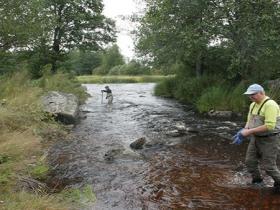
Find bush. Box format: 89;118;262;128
0;71;44;132
108;65;123;75
30;162;49;180
107;61;151;76
154;77;177;97
228;82;248;113
38;66;88;103
196;87;229;112
196;82;249;113
174;75;223;104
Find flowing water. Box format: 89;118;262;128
48;83;280;209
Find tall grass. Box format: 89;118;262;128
0;72;44;132
196;87;229;112
267;80;280;104
38;67;89;103
0;70;90;209
155;74;249;113
154;76;177;97
1;191;67;210
196;83;249;113
77;75;174;84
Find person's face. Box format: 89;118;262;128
248;92;264;103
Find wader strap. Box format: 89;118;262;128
250;98;270;115
257;98;270;115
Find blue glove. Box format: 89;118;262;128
232;129;245;145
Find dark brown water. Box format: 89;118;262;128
48;83;280;210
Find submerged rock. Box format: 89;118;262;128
130;137;147;150
208;110;233;118
41;91;79;124
166;130;182;137
104;148;125;161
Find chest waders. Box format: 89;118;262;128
245;98;280;183
248;99;280;137
106;93;113;105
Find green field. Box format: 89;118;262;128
76;75;175;84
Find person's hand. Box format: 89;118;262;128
240;128;251;137
232;129;245;145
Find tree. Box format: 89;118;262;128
93;44;125;75
218;0;280;81
0;0;117;75
136;0;280;81
61;50;102;75
0;0;44;51
42;0;116;72
136;0;219;77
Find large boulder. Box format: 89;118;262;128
41;91;79;124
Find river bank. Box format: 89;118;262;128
0;71;90;210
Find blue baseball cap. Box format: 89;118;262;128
243;84;264;95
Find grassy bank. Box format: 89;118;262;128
0;70;93;209
154;75;251;114
77;75;175;84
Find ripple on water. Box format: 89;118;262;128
50;84;280;209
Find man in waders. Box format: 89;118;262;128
232;84;280;192
101;86;113;105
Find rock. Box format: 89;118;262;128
130;137;146;150
208;110;233;118
186;127;199;133
166;130;182;137
41;91;79;124
216;126;230;130
0;99;7;106
104;148;125;161
224;121;238;126
174;122;187;132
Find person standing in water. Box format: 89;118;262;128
232;84;280;192
101;86;113;105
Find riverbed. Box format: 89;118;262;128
48;83;280;209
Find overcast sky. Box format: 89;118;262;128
103;0;143;60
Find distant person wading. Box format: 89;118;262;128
101;86;113;105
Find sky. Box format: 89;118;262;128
103;0;143;60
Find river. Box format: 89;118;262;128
48;83;280;209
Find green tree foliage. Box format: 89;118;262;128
136;0;280;82
136;0;219;77
61;50;102;75
43;0;116;72
0;0;46;75
0;0;117;76
219;0;280;81
108;60;151;75
0;0;44;51
93;45;125;75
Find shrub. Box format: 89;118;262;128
196;82;249;113
154;77;177;97
174;75;223;104
196;87;229;112
228;82;248;113
38;66;88;103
